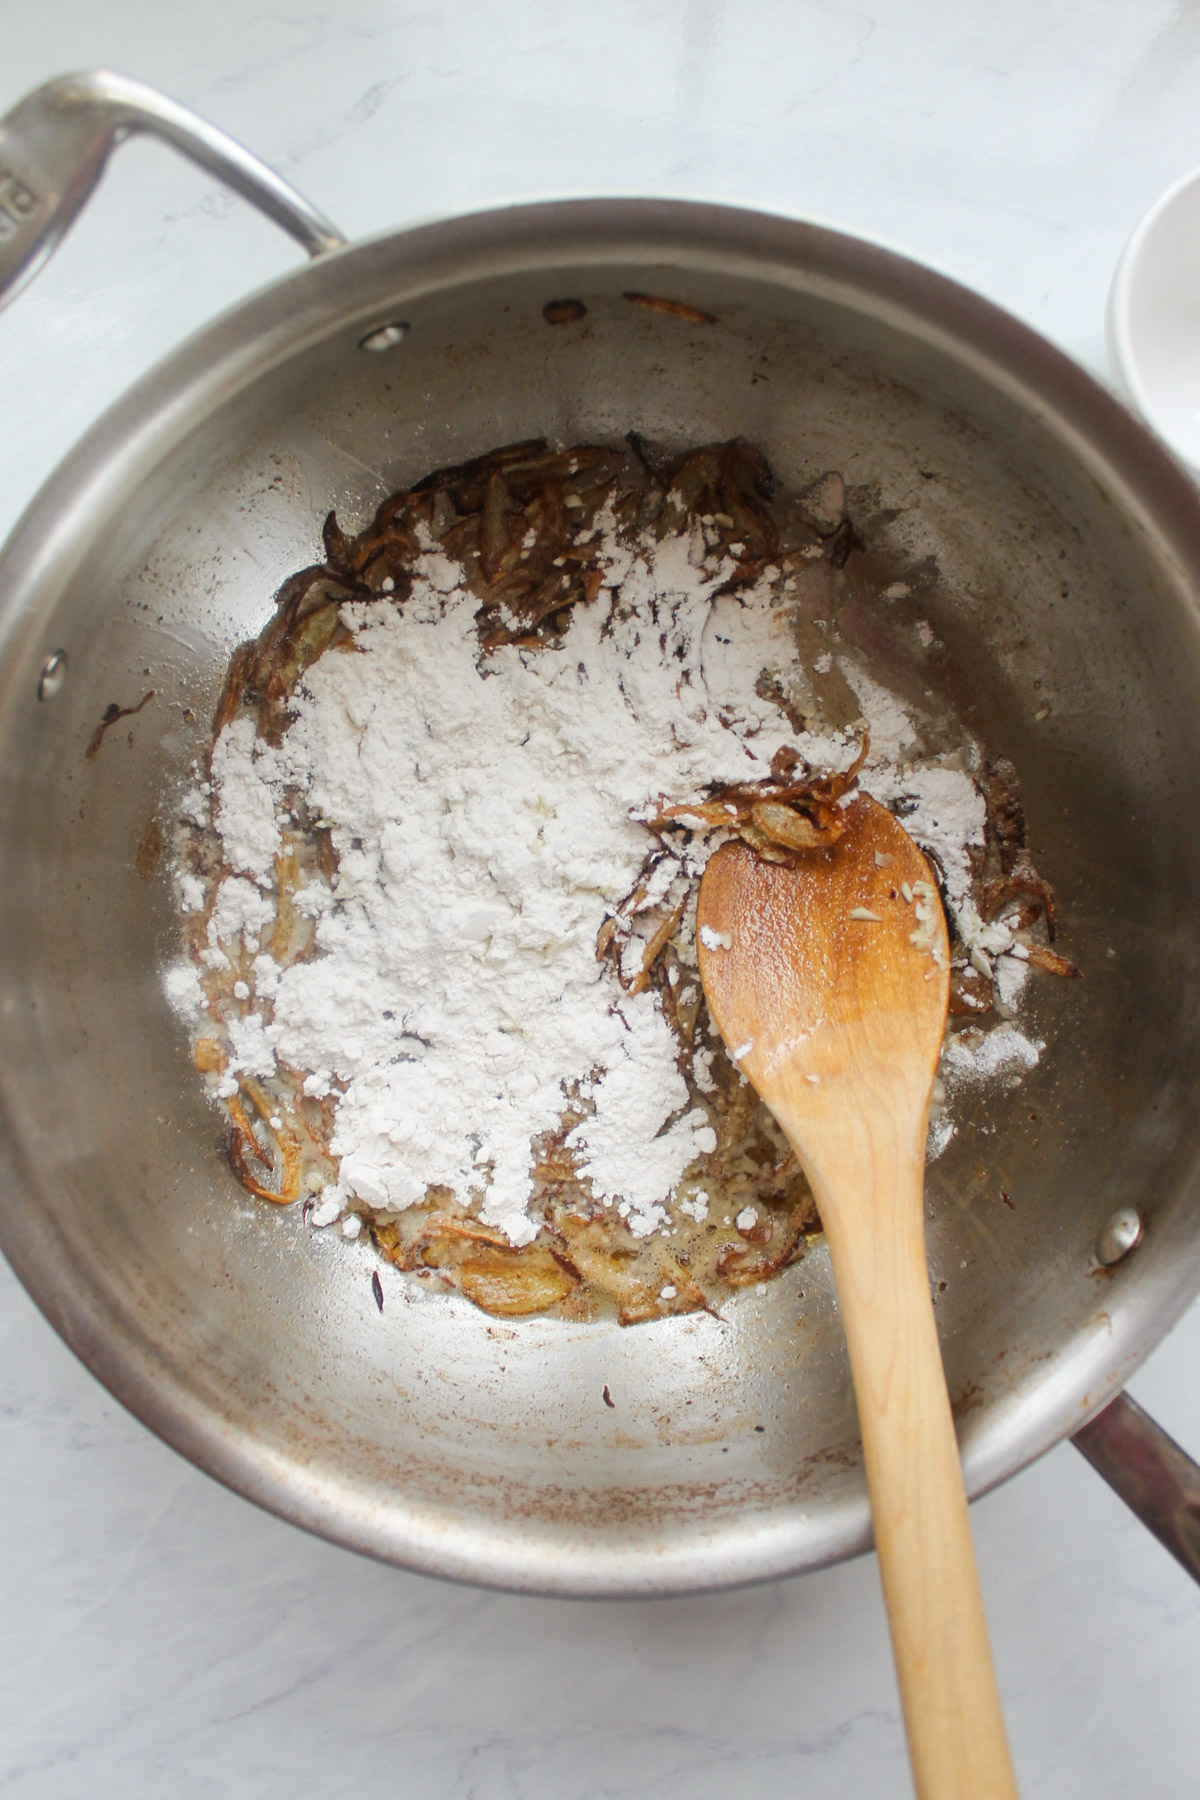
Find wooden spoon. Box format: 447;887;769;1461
697;793;1017;1800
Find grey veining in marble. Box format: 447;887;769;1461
2;4;1199;1795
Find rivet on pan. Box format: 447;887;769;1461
37;650;67;700
359;321;410;353
1096;1206;1142;1267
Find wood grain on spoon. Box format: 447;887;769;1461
697;794;1018;1800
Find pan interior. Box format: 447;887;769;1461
2;208;1199;1593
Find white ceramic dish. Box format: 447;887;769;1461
1108;165;1200;478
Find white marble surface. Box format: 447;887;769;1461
2;4;1199;1794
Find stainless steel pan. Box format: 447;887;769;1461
1;71;1199;1596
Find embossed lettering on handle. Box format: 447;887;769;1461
0;70;346;310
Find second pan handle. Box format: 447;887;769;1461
0;70;346;312
1073;1391;1200;1585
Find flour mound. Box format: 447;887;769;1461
178;515;1038;1241
195;532;833;1242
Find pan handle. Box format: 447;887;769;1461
0;70;346;312
1073;1391;1200;1586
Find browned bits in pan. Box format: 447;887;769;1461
543;298;587;324
637;728;869;876
949;967;993;1016
717;1208;807;1287
1022;944;1081;979
622;291;718;325
750;801;836;853
322;508;353;570
981;756;1057;937
85;689;155;760
826;518;856;569
135;817;163;881
627;898;688;996
382;1213;579;1317
225;1088;302;1205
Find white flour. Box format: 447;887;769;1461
172;515;1041;1241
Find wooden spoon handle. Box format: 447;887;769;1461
821;1163;1018;1800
